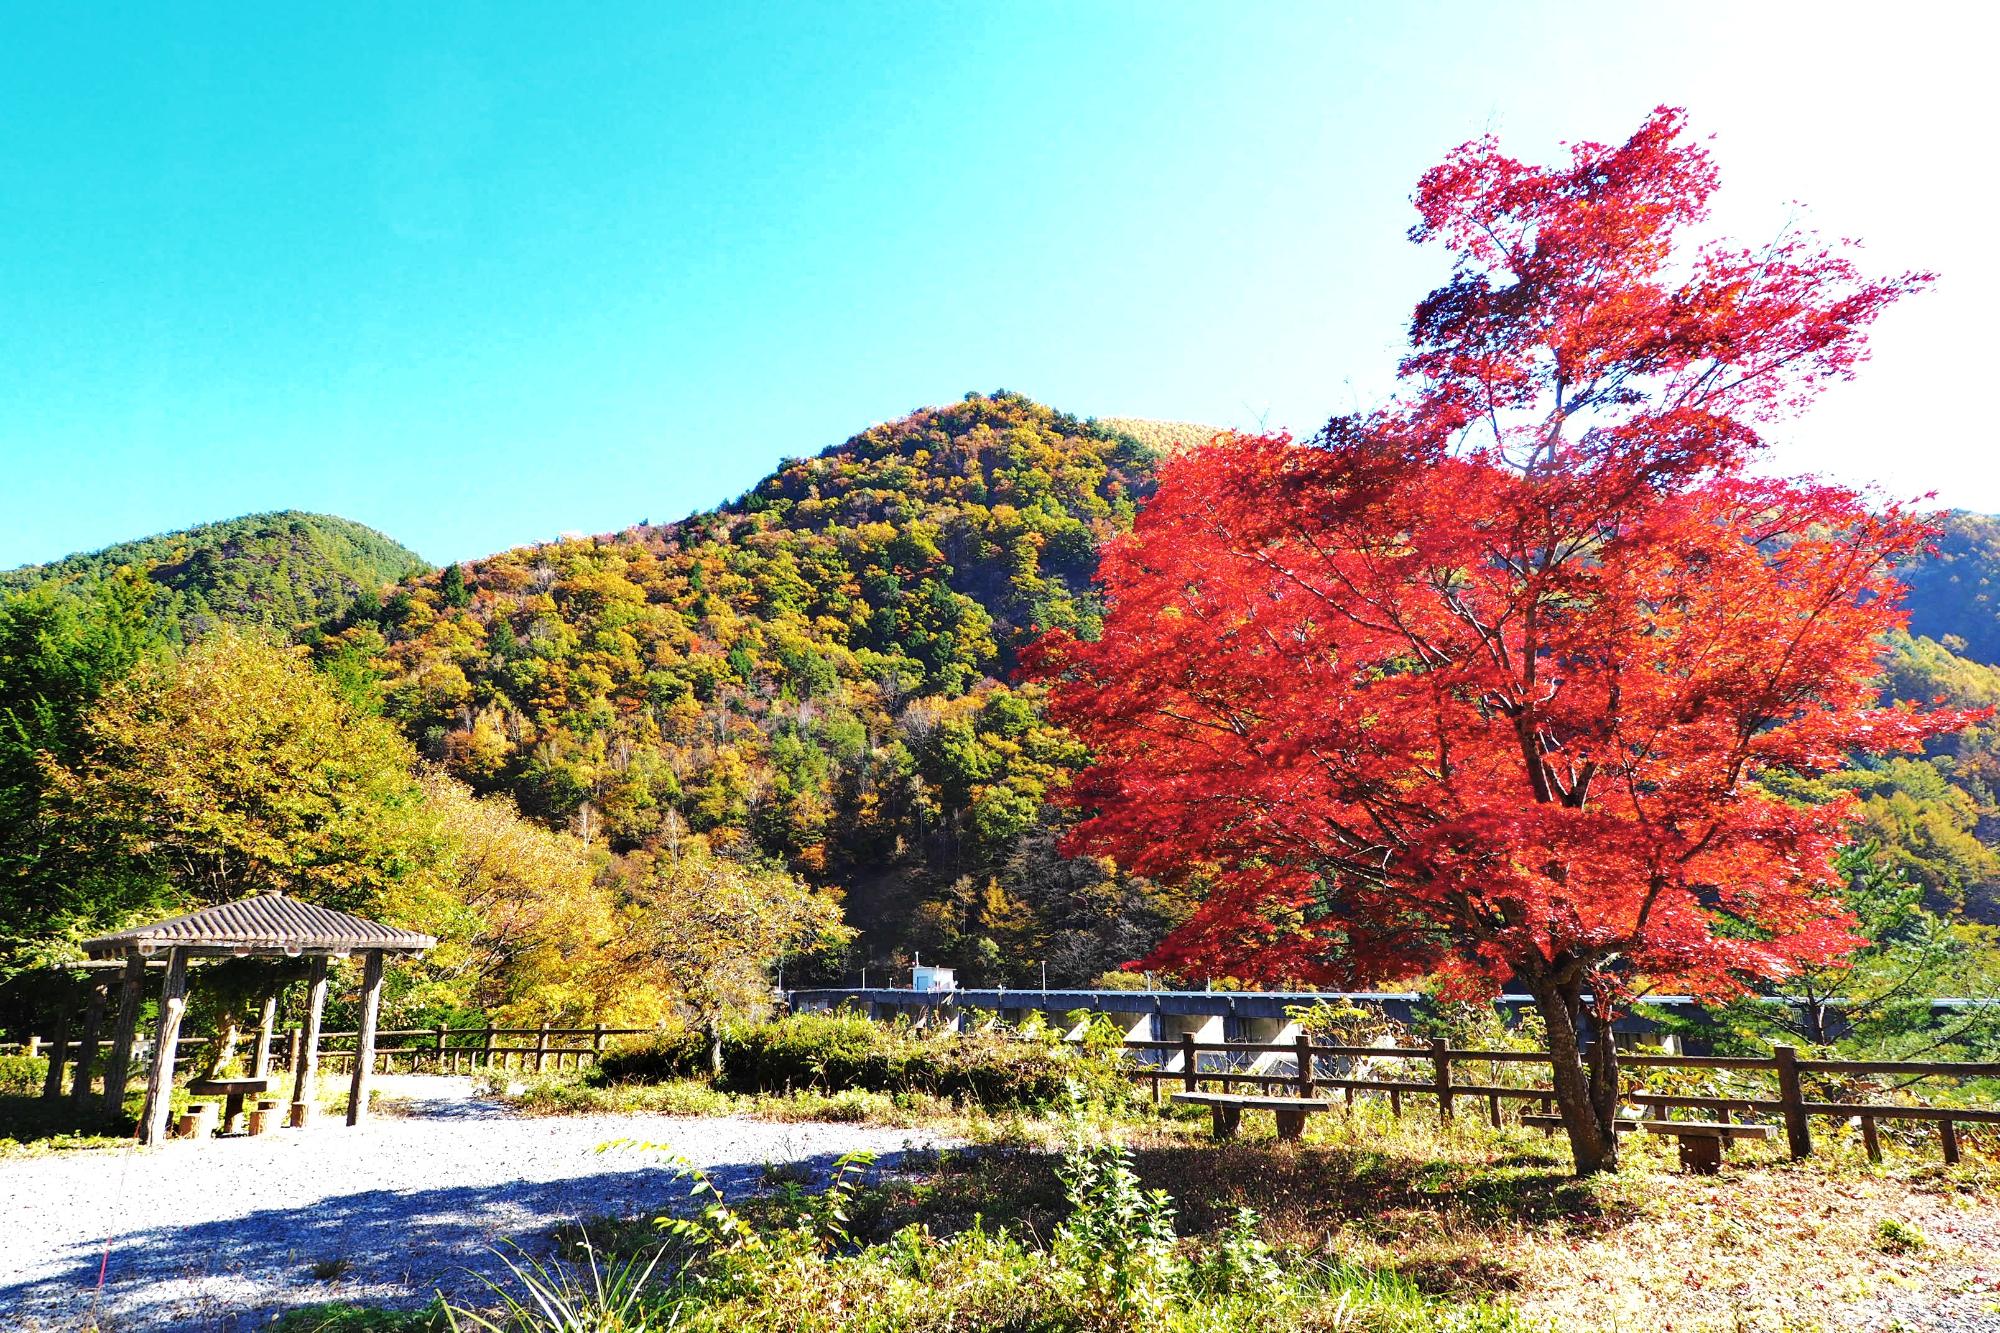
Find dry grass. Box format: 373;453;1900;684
837;1101;1999;1333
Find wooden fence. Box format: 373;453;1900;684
307;1025;661;1074
1125;1032;2000;1165
8;1025;665;1080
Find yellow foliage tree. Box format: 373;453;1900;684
621;836;852;1074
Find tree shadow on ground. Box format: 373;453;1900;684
5;1147;922;1333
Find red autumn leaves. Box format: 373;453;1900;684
1029;108;1969;1008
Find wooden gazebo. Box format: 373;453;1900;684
81;892;435;1144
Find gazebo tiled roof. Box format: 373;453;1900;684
82;892;435;960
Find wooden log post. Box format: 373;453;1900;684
1389;1087;1402;1118
1181;1033;1198;1093
252;992;277;1080
69;983;109;1107
40;1008;71;1100
434;1024;447;1069
101;956;146;1118
593;1023;606;1066
289;956;330;1128
481;1026;494;1070
1861;1115;1882;1164
1941;1119;1960;1166
287;1026;303;1076
534;1023;549;1075
1488;1092;1503;1129
1431;1035;1454;1124
346;950;386;1126
139;949;191;1146
1295;1030;1316;1100
1773;1045;1812;1160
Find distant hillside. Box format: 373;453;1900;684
333;392;1182;984
1901;511;2000;665
20;414;2000;967
1094;417;1227;457
2;511;431;638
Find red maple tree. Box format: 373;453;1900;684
1030;108;1961;1173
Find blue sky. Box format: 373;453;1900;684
3;4;1993;568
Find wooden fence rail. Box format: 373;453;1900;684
1121;1034;2000;1165
5;1025;668;1083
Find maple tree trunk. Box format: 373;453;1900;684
1528;976;1620;1176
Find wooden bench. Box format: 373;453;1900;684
1521;1115;1774;1173
1173;1090;1335;1141
173;1101;221;1140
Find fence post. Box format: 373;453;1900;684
1431;1035;1453;1123
1181;1033;1198;1093
1295;1030;1315;1099
481;1027;494;1070
1861;1115;1881;1164
593;1024;605;1063
534;1023;549;1075
27;1035;40;1060
434;1024;447;1068
1940;1119;1960;1166
1773;1045;1811;1160
40;1011;71;1099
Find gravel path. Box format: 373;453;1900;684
2;1076;950;1331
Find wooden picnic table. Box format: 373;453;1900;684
187;1076;282;1133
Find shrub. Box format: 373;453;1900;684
1876;1216;1927;1254
0;1055;48;1096
593;1014;1124;1110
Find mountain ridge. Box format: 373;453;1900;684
14;403;2000;967
2;510;431;639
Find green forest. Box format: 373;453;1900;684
4;392;1999;1033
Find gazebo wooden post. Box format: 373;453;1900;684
101;956;146;1118
289;955;330;1128
139;948;191;1145
69;981;110;1107
346;949;386;1126
252;991;278;1079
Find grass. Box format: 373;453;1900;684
499;1092;2000;1332
495;1072;1012;1131
467;1130;1540;1333
271;1302;451;1331
52;1027;1994;1330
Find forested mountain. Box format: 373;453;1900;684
1901;512;2000;666
2;511;430;639
8;400;2000;993
321;394;1190;984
